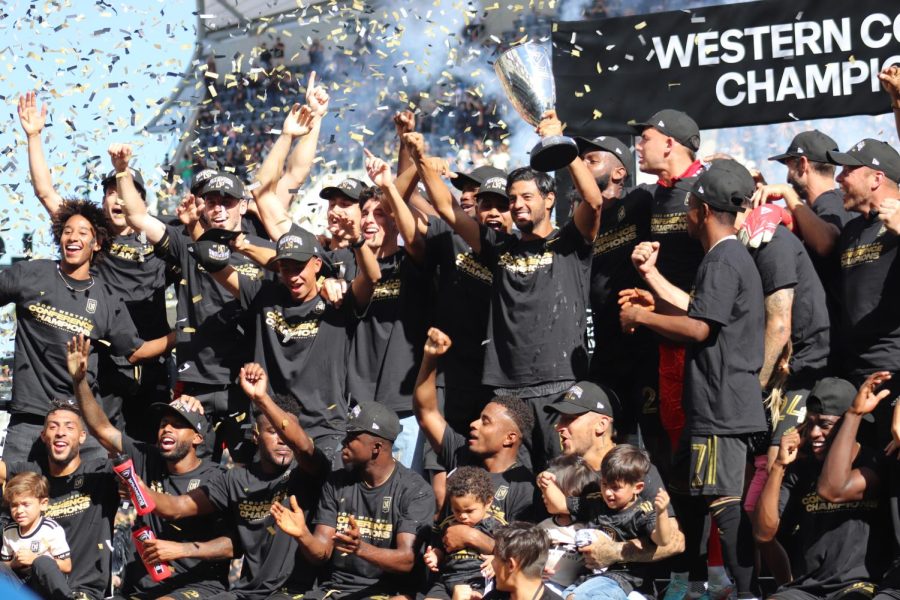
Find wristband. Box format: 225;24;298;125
351;236;365;250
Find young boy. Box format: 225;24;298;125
538;455;600;598
568;445;671;600
425;466;504;600
0;472;72;597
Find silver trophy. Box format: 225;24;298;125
494;43;579;172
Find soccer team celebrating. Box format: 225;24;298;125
2;58;900;600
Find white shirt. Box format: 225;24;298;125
1;517;70;562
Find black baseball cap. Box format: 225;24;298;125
346;400;401;442
826;139;900;183
631;109;701;152
768;130;838;164
101;167;146;196
545;381;616;418
190;167;219;194
475;173;509;200
806;377;871;421
675;158;754;214
319;178;366;201
149;400;206;436
272;228;322;264
575;136;632;177
452;165;506;191
199;172;245;200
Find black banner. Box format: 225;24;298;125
552;0;900;136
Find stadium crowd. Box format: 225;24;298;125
2;27;900;600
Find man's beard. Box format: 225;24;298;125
595;174;611;192
159;439;192;462
47;444;79;467
787;172;807;198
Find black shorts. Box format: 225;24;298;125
772;581;877;600
673;434;750;497
426;577;486;600
118;579;227;599
299;586;395;600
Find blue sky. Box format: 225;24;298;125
0;1;196;356
0;0;196;260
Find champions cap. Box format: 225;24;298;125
574;136;632;177
319;178;366;201
149;400;206;435
475;173;509;200
545;381;616;418
675;158;754;214
453;165;506;192
631;109;701;152
198;172;245;200
346;400;401;442
272;228;322;264
826;139;900;183
768;130;838;164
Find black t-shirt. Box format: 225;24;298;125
838;214;900;377
748;225;830;376
685;238;767;436
204;462;324;591
347;250;429;413
778;450;888;594
240;278;355;438
479;221;592;388
157;224;273;385
0;260;142;416
432;514;501;585
589;188;654;369
589;499;657;594
570;460;671;523
8;458;119;600
94;231;170;340
439;428;537;523
321;247;359;281
425;216;493;390
120;435;232;593
647;180;706;293
808;189;852;300
311;463;435;595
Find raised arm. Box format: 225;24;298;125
66;335;123;454
18;92;63;215
239;363;321;475
254;103;316;240
753;430;799;542
364;149;425;263
879;66;900;142
274;72;329;209
537;110;601;241
231;234;277;269
404;132;481;253
413;328;451;454
818;372;889;503
109;144;166;244
127;331;176;365
631;242;691;313
753;184;837;257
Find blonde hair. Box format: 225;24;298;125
765;341;793;427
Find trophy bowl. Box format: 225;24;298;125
494;42;579;172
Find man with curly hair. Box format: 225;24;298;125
18;92;175;442
0;199;170;463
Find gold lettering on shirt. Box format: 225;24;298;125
801;491;878;513
372;279;402;301
455;252;492;284
336;512;393;541
265;311;320;341
594;224;638;256
27;303;94;336
239;491;286;521
841;243;884;268
651;213;688;235
45;493;92;519
109;241;154;262
233;263;265;280
498;251;553;275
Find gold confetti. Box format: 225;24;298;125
635;21;647;30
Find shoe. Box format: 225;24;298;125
697;583;736;600
663;579;689;600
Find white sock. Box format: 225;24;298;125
708;566;731;588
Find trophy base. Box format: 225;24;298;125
529;136;580;172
